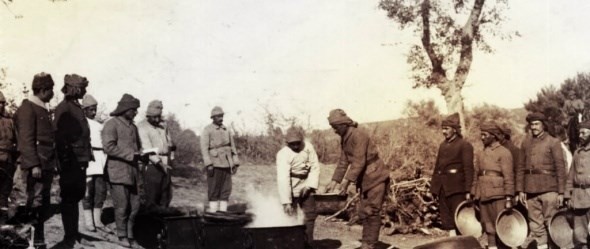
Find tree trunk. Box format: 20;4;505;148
440;79;466;130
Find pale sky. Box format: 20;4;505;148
1;0;590;133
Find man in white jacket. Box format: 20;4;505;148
276;126;320;246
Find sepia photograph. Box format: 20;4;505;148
1;0;590;248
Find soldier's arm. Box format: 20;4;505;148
306;142;320;190
229;129;240;165
501;149;515;197
551;138;566;194
462;142;475;193
137;124;160;164
199;127;212;166
564;153;575;199
470;154;480;196
331;149;348;183
515;142;526;193
16;103;41;169
276;149;292;205
101;120;135;162
342;131;369;183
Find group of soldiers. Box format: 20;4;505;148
431;109;590;249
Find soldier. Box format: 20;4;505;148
80;94;110;233
102;94;142;248
276;126;319;247
471;123;514;249
200;106;240;213
14;73;56;249
430;113;474;237
0;91;17;225
563;90;585;122
516;112;566;249
324;109;390;249
137;100;175;209
53;74;94;248
565;121;590;248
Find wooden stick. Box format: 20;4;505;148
325;193;360;221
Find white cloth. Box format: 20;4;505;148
86;118;107;175
276;141;320;204
562;142;573;173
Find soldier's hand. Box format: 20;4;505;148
231;166;239;175
324;181;338;193
565;198;573;209
32;166;42;179
300;187;314;199
465;193;472;201
557;194;565;208
337;179;350;196
283;204;294;216
517;192;527;206
206;165;214;177
505;197;513;210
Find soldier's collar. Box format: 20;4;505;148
214;123;226;130
28;95;49;110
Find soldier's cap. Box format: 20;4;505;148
328;109;355;126
525;112;546;123
82;94;98;109
441;113;460;129
64;74;89;88
285;126;305;143
480;122;503;138
110;93;140;116
211;106;224;118
32;72;55;89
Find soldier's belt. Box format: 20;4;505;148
523;169;555;175
208;143;231;150
478;170;503;177
436;169;461;175
36;140;55;147
290;173;308;179
92;147;103;151
574;183;590;189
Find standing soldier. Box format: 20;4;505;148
80;94;110;233
516;112;566;249
102;94;142;249
276;126;319;247
137;100;174;209
0;91;17;224
324;109;390;249
499;126;519;172
200;106;240;213
53;74;93;248
565;121;590;248
430;113;474;237
14;73;56;249
471;123;514;249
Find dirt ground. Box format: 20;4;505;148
31;164;444;249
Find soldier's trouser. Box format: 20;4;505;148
110;183;141;239
24;169;53;244
0;161;15;209
359;181;387;249
143;163;172;208
527;192;559;246
438;189;466;230
292;195;318;243
59;160;88;240
82;175;107;209
207;167;232;201
479;198;505;247
573;208;590;249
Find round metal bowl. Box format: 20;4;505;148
413;235;483;249
454;200;482;238
313;194;348;215
495;208;528;247
549;209;574;249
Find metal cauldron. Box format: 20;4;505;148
454;200;482;238
549;209;574;249
314;193;347;215
413;236;483;249
495;208;528;247
245;225;307;249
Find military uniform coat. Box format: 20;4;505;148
102;116;141;186
14;96;56;171
54;99;91;163
87;118;106;176
565;144;590;209
331;127;389;192
0;115;17;163
276;141;320;204
516;132;566;194
471;142;514;202
430;136;474;197
200;123;239;168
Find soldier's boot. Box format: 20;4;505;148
360;216;381;249
219;201;228;212
208;201;218;213
93;208;112;234
33;222;47;249
83;208;96;232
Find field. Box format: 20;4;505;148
31;163;446;249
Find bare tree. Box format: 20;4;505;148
379;0;517;127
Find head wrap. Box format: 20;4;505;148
110;93;140;116
82;94;98;109
211;106;224;117
328;109;355;126
441;113;461;129
480;122;503;138
285;126;305;143
501;124;512;138
32;72;54;89
146;100;163;116
64;74;89;88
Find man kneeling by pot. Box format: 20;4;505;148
276;126;320;248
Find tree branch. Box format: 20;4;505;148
419;0;445;85
453;0;485;86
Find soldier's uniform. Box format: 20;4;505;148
0;91;17;224
102;94;141;246
200;106;239;212
565;121;590;248
276;127;319;244
14;73;57;248
54;74;92;245
516;112;566;249
137;100;174;209
328;109;389;249
471;124;514;249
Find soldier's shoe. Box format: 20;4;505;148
129;239;143;249
117;237;132;248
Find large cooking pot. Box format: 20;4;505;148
413;236;483;249
549;209;574;249
454;200;482;238
495;208;528;247
314;193;347;215
245;225;306;249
